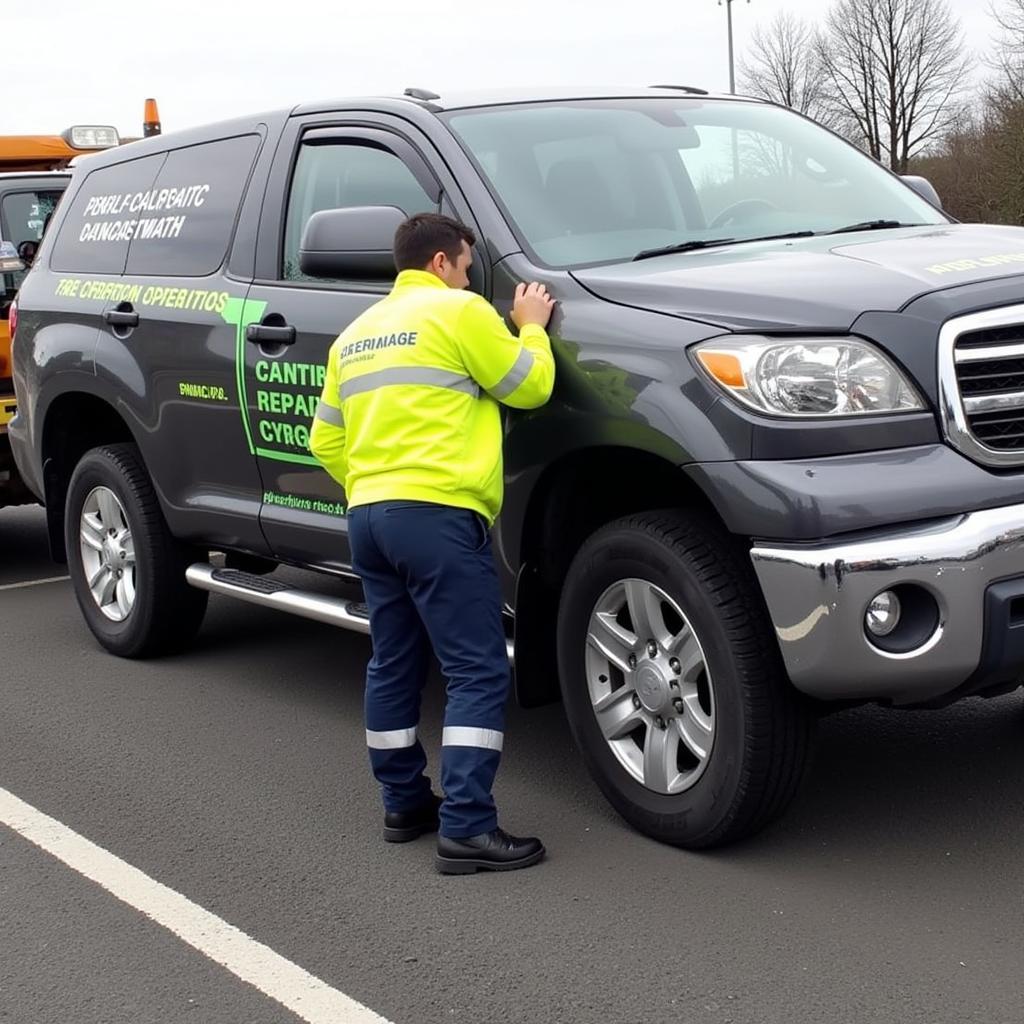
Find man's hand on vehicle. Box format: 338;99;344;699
511;282;555;330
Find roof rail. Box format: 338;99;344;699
404;87;441;101
651;84;710;96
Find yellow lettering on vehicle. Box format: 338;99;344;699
178;382;228;402
58;278;231;315
927;251;1024;275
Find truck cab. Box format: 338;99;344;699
0;171;70;507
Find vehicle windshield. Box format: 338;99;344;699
442;99;948;269
1;187;63;305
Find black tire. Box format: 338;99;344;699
556;509;814;848
65;443;208;658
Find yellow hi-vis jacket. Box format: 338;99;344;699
308;269;554;524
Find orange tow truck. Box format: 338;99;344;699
0;103;161;510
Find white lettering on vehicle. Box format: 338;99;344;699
76;184;211;245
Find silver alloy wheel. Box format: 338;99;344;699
79;486;137;622
585;578;715;794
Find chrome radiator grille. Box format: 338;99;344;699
939;306;1024;467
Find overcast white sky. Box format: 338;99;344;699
6;0;1000;136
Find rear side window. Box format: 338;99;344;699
126;134;260;277
49;135;260;278
50;154;165;274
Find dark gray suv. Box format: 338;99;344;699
12;87;1024;848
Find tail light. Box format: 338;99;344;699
9;298;17;342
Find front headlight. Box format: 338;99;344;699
692;336;924;417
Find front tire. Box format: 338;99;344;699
65;443;208;658
557;510;814;848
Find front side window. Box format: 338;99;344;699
444;99;948;268
282;141;436;281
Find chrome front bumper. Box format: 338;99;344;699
750;502;1024;704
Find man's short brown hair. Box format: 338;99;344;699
393;213;476;271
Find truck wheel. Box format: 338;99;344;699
65;443;208;658
557;510;814;848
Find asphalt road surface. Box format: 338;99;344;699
3;504;1024;1024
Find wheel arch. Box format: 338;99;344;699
40;390;136;562
509;444;733;709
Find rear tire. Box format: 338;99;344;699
556;509;814;848
65;443;208;657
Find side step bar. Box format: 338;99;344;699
186;562;515;661
186;563;371;633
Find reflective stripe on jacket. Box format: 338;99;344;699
308;269;554;523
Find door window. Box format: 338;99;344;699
281;141;436;281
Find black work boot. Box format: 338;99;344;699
435;828;545;874
383;793;442;843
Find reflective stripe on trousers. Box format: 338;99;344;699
350;501;511;837
366;727;417;750
442;726;504;752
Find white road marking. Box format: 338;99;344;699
0;786;393;1024
0;575;70;591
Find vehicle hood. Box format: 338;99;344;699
570;224;1024;333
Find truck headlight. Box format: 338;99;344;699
692;336;924;417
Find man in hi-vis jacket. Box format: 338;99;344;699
310;213;555;874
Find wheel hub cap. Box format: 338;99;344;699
584;578;716;795
635;662;671;714
79;486;137;623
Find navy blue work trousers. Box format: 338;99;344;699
348;500;510;838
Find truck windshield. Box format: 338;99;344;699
1;188;62;300
443;98;948;269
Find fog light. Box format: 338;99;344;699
866;590;902;637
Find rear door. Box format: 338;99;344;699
113;134;269;551
245;113;482;572
67;137;269;551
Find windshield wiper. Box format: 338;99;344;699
632;230;816;262
736;230;817;244
827;219;925;235
632;238;736;261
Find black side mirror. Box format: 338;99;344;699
299;205;406;280
901;175;942;210
17;240;38;268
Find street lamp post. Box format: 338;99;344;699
719;0;750;94
719;0;750;180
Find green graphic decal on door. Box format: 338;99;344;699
221;298;325;467
50;277;327;469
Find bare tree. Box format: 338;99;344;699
815;0;971;172
989;0;1024;101
738;12;836;127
